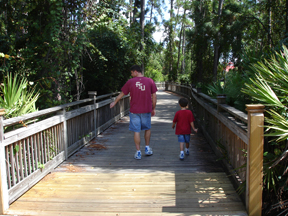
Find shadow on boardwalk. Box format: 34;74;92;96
7;91;247;216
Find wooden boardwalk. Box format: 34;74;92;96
6;91;247;216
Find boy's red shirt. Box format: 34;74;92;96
173;109;195;135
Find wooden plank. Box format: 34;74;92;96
246;105;264;215
40;132;44;164
36;133;41;168
5;146;11;189
26;138;31;176
9;145;15;186
14;143;20;184
42;131;47;164
19;141;24;181
8;201;246;212
32;136;36;173
6;210;248;216
220;104;248;123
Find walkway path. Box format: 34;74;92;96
7;91;247;216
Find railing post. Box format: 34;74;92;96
62;108;68;160
246;104;265;216
0;109;8;214
88;91;97;139
217;94;226;113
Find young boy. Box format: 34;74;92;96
172;98;198;160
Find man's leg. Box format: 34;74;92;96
134;132;141;150
144;129;153;155
144;129;151;146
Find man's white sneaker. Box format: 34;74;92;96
185;148;189;155
134;151;141;160
145;147;153;156
179;152;184;160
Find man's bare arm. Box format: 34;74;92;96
110;92;125;108
151;93;157;116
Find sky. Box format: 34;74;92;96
152;0;170;43
151;0;184;43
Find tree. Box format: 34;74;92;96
212;0;224;81
140;0;145;73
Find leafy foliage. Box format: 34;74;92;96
0;73;39;119
243;45;288;215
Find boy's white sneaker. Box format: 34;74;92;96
184;148;189;155
179;152;184;160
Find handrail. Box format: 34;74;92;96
190;86;248;124
3;92;121;127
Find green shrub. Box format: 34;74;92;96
243;45;288;215
0;73;39;119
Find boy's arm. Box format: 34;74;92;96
172;122;176;129
190;122;198;133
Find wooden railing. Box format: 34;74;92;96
0;91;129;213
165;82;264;216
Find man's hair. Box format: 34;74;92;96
179;98;188;107
130;65;142;73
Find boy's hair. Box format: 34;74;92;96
179;98;188;107
130;65;142;73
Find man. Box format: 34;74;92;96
110;65;157;159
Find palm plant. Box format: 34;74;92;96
242;45;288;215
0;73;40;119
207;80;226;96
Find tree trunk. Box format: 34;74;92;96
140;0;145;74
133;0;138;23
181;8;187;75
212;0;224;81
130;0;133;24
268;0;272;47
169;0;174;80
150;0;154;23
181;25;186;74
176;26;183;76
286;0;288;35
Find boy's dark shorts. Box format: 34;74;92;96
177;134;190;143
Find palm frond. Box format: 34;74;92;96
0;73;40;119
242;74;284;107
